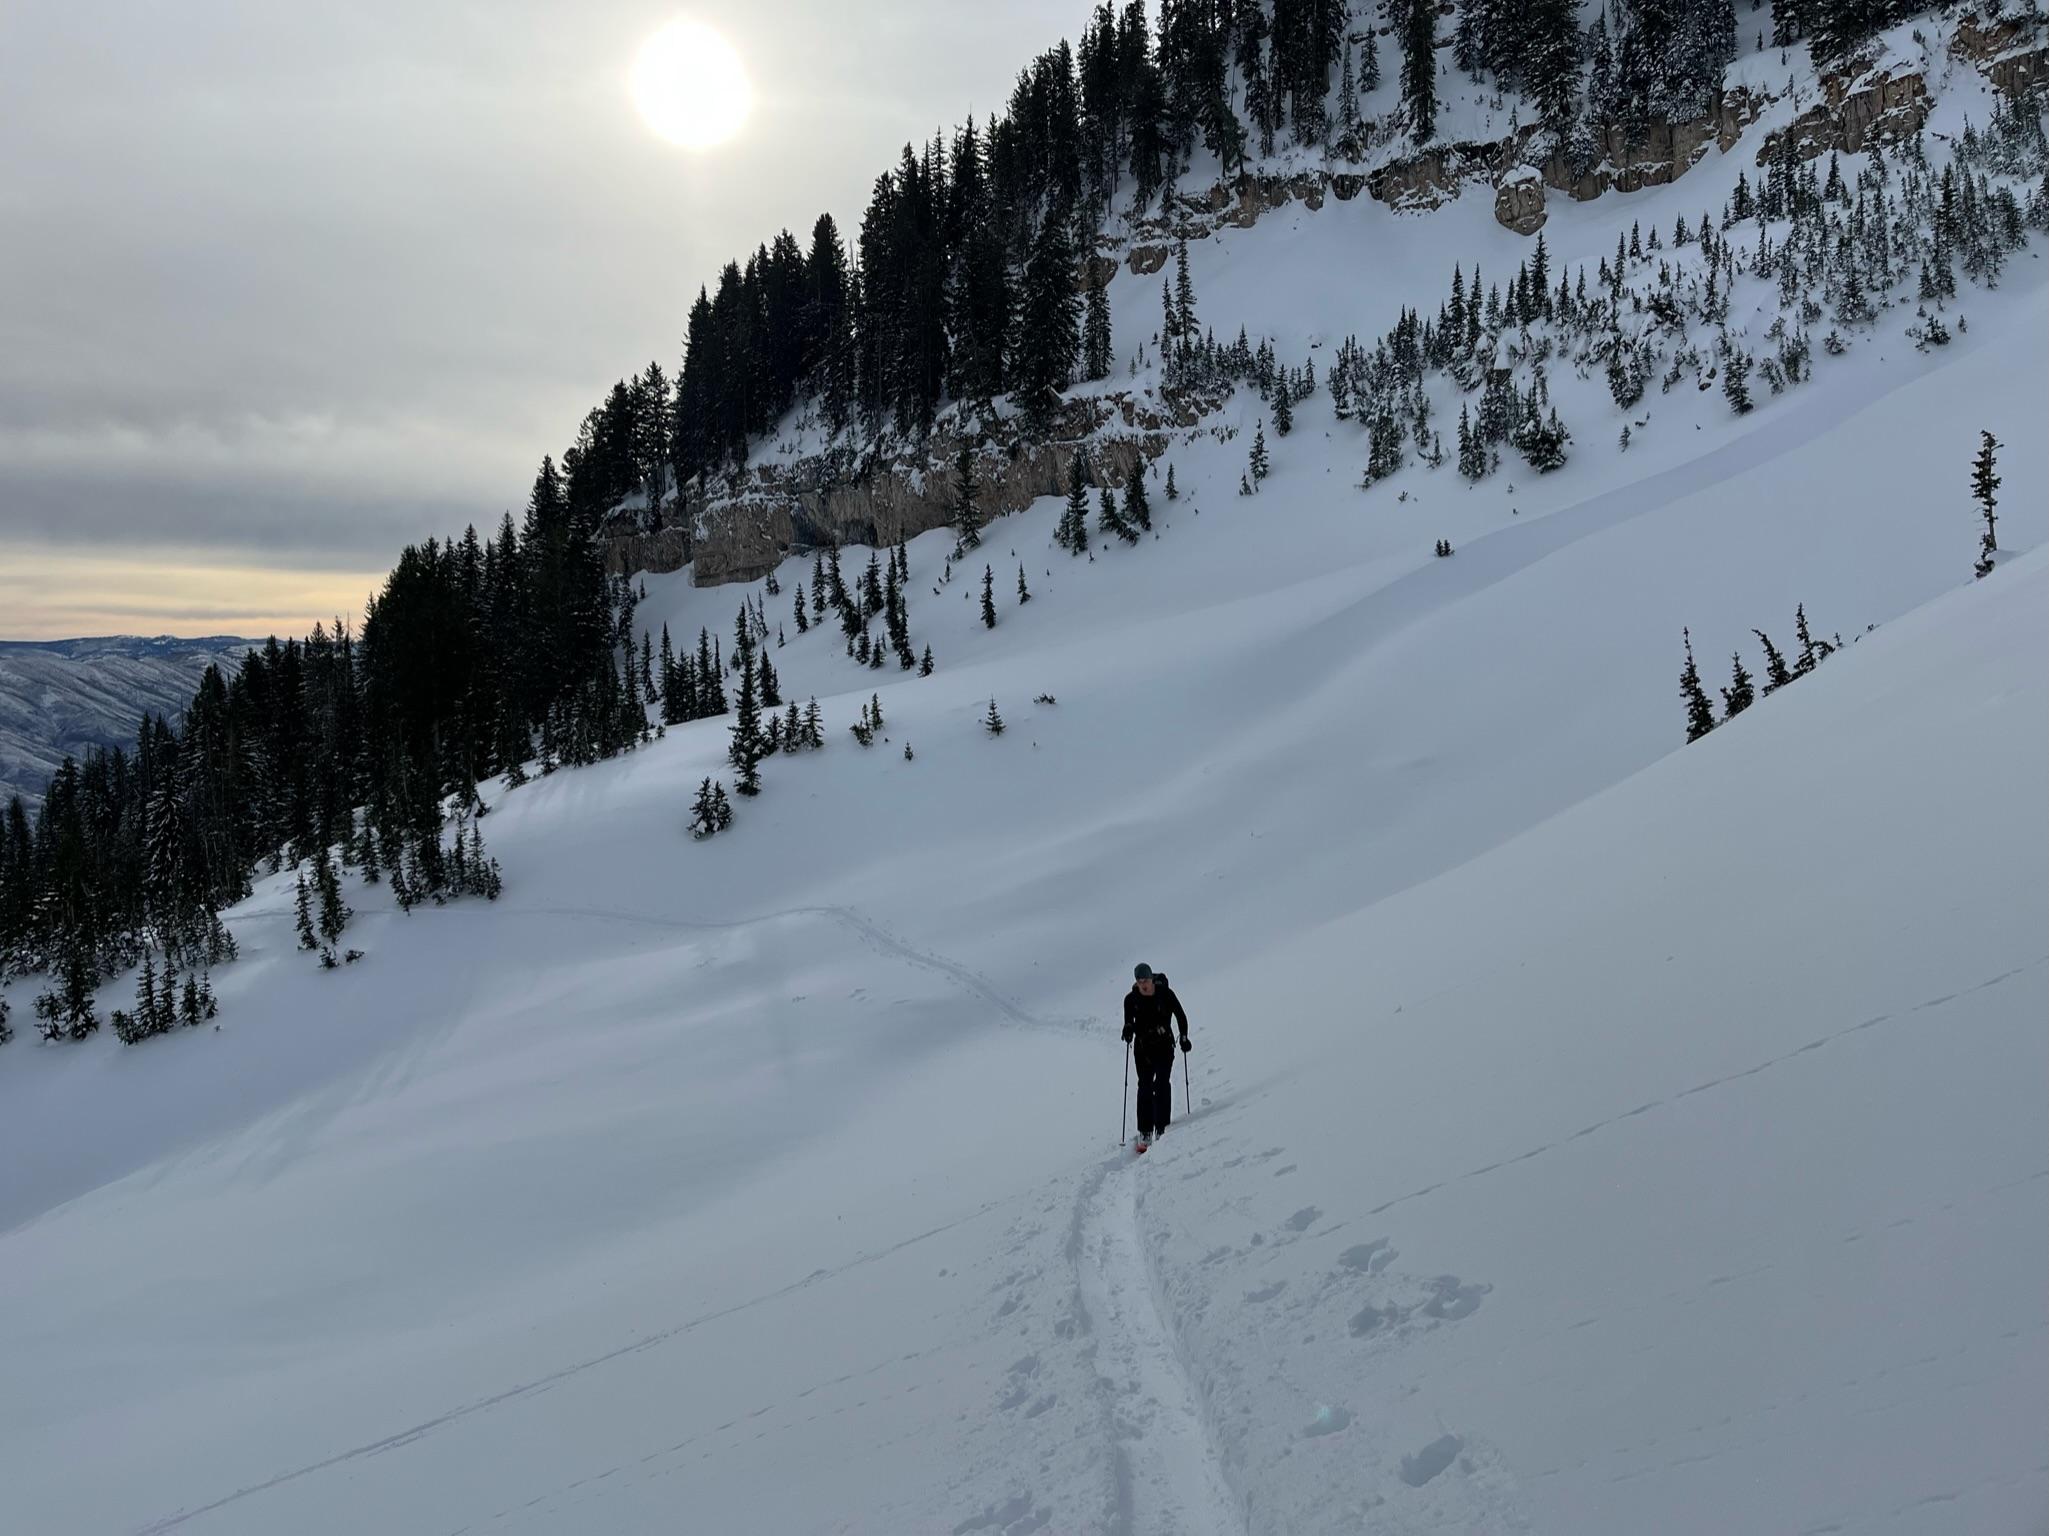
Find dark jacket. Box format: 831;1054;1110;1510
1123;977;1188;1058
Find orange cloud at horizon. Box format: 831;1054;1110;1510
0;544;387;642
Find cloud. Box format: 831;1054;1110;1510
0;0;1095;635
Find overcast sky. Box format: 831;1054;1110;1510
0;1;1094;639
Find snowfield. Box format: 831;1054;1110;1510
5;43;2048;1536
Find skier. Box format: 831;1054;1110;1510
1122;963;1190;1152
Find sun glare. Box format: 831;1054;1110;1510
631;19;752;150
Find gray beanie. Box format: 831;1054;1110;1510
1133;963;1154;980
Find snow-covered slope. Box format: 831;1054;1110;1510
3;20;2046;1533
0;636;255;810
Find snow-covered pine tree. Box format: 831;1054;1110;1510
1723;348;1754;415
1016;565;1032;604
1273;381;1294;436
728;648;764;796
1722;652;1755;718
1248;421;1270;485
1125;464;1152;531
919;645;935;677
294;869;317;950
1059;454;1091;555
1753;629;1794;694
315;847;350;949
1972;429;2001;579
981;565;998;628
984;698;1005;736
1681;629;1718;742
1165;463;1178;500
691;778;721;839
1099;485;1131;543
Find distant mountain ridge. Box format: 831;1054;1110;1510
0;635;257;810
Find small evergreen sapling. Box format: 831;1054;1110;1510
1248;422;1270;486
981;565;998;628
1017;564;1032;604
984;698;1006;736
1722;652;1755;718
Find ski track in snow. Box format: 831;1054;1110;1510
1070;1152;1247;1536
238;898;1100;1037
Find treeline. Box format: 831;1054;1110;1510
0;444;644;1043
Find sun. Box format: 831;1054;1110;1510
630;19;752;150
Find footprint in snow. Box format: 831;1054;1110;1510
1422;1276;1489;1321
1302;1404;1354;1438
1337;1239;1396;1275
1400;1433;1464;1488
1349;1301;1408;1337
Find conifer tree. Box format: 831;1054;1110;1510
294;870;317;950
1722;653;1755;718
1457;402;1488;481
1173;241;1198;343
1401;0;1438;143
1016;564;1032;604
1273;382;1294;436
1794;604;1821;675
803;696;825;748
1248;421;1270;486
690;778;721;838
1723;348;1754;415
315;846;350;949
135;952;161;1039
1014;208;1082;429
1083;274;1113;382
981;565;998;628
953;441;982;554
1059;455;1092;555
1972;429;2001;578
1753;629;1794;694
1099;485;1136;544
728;648;764;796
1125;464;1152;531
984;698;1006;736
1681;629;1718;742
1165;463;1178;500
919;646;935;677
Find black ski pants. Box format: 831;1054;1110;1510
1134;1048;1174;1134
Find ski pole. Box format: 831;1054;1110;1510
1120;1040;1130;1146
1182;1043;1191;1117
